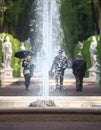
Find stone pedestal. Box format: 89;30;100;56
88;68;96;77
4;68;13;78
95;69;100;87
0;69;5;87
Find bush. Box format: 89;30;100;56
11;38;21;77
96;35;101;87
82;37;91;74
0;34;3;65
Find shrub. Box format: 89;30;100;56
96;35;101;87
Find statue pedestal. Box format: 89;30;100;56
4;68;13;78
95;69;100;87
88;68;96;77
0;69;5;87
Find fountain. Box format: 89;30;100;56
1;2;101;124
29;0;62;105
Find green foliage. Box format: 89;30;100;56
60;0;78;58
82;37;91;71
0;5;7;30
11;38;31;77
11;39;31;77
0;37;3;65
4;0;23;31
60;0;94;59
96;35;101;87
72;44;80;60
0;6;7;12
11;38;21;77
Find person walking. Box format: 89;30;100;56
50;49;68;90
72;53;87;92
22;54;34;91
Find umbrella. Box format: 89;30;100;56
14;50;34;59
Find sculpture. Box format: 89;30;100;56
79;41;83;50
89;36;97;69
3;36;12;68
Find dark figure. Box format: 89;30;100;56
22;54;34;91
50;49;67;90
72;53;87;92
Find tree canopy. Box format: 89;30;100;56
0;0;101;58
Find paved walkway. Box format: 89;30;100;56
0;78;101;130
0;121;101;130
0;78;101;96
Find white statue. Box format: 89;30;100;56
79;41;83;50
89;36;97;69
92;54;97;69
3;36;12;68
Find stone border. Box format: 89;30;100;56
0;107;101;122
0;97;101;122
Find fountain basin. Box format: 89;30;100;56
0;96;101;108
0;96;101;122
0;104;101;122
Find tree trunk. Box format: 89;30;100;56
0;0;6;32
0;0;3;6
92;0;101;34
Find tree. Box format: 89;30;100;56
92;0;101;33
60;0;94;58
0;0;7;31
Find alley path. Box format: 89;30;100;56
0;78;101;96
0;78;101;130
